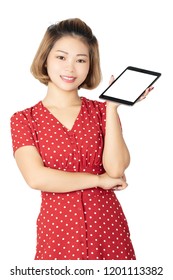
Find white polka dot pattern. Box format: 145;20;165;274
10;97;136;260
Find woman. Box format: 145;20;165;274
10;18;152;260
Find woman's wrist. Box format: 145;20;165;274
106;101;119;110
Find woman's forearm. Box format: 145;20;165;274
102;103;130;177
15;146;99;193
30;166;99;193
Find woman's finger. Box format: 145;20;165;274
138;86;154;101
109;75;115;85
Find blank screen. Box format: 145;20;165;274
103;69;158;102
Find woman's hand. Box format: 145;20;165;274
106;75;120;108
98;172;128;191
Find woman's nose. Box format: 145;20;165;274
65;60;74;72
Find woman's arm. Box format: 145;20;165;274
102;77;154;178
102;102;130;178
14;146;127;193
102;75;130;178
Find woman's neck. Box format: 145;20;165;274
42;82;81;109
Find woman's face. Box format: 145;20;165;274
46;36;90;91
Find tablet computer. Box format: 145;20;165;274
99;66;161;105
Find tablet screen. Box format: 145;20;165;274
99;66;161;105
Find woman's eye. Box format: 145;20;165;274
56;56;65;60
77;59;86;63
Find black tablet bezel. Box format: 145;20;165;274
99;66;161;105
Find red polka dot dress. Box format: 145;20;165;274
10;97;136;260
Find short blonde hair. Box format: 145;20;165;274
30;18;102;89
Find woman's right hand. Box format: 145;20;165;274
98;172;128;191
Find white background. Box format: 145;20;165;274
0;0;172;278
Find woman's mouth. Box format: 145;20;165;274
61;75;76;83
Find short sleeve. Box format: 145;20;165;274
10;111;36;154
96;101;107;135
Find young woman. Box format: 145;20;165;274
10;18;152;260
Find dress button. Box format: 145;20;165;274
68;131;75;136
68;132;76;144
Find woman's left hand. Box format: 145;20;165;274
106;75;120;108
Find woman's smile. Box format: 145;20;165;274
60;75;76;83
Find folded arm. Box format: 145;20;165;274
14;146;127;193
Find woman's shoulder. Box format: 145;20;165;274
81;96;106;110
10;101;42;122
81;97;106;131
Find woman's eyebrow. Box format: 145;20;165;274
55;50;68;54
55;50;88;57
